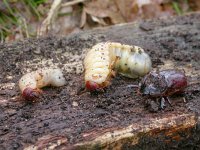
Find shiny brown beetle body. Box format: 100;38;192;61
138;69;187;108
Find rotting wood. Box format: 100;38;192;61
24;114;197;150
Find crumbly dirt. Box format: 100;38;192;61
0;13;200;150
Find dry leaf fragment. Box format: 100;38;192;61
80;0;125;28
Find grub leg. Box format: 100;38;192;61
77;83;87;95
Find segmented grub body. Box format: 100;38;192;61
84;42;152;91
19;68;66;100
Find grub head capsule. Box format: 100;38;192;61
85;81;100;91
22;87;41;101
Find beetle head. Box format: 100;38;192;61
138;73;167;97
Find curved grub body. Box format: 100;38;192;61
19;68;66;100
84;42;152;91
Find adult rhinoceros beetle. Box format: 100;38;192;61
138;69;188;109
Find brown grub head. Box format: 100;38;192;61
22;87;42;101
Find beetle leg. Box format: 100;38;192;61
160;97;166;109
164;96;172;107
160;97;173;109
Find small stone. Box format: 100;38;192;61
149;100;159;112
6;76;13;80
72;101;78;107
145;99;159;113
33;48;41;54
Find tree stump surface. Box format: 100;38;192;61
0;13;200;150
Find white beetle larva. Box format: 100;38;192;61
19;68;66;100
84;42;152;91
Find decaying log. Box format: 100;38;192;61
0;13;200;150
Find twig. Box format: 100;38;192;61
37;0;62;36
0;30;3;43
22;18;29;38
61;0;89;7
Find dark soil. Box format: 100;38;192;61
0;13;200;149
